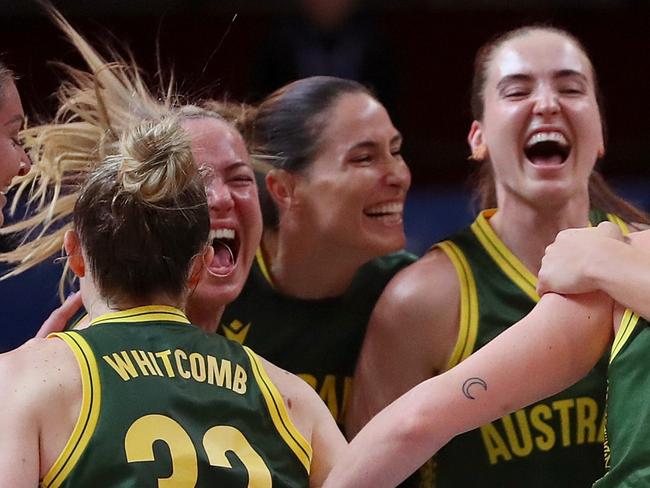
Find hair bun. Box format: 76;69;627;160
116;117;196;203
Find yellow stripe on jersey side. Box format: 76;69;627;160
436;241;479;369
89;305;191;327
471;209;540;303
606;213;630;235
42;332;101;488
610;309;640;363
255;248;276;289
243;347;312;472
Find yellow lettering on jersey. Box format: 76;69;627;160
130;350;159;376
189;353;207;382
576;397;598;444
340;377;353;421
502;411;533;457
103;351;139;380
222;320;252;344
529;404;555;451
156;350;175;377
296;374;351;424
147;351;164;376
233;364;247;394
598;412;606;443
552;399;574;447
480;423;512;464
207;357;232;389
297;374;317;389
175;349;191;379
319;375;339;422
480;396;603;464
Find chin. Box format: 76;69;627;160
197;272;247;308
366;233;406;257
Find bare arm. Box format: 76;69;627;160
0;337;79;486
259;357;347;487
539;225;650;320
0;344;41;487
346;251;461;438
325;292;613;488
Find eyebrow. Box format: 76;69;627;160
350;133;403;151
496;70;589;91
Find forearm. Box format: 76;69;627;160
325;293;612;488
587;239;650;320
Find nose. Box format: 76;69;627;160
385;157;411;191
17;147;31;176
533;84;560;117
206;180;235;214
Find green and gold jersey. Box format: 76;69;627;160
218;250;416;426
424;209;629;488
594;311;650;488
42;306;311;488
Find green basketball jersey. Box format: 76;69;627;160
424;209;630;488
593;311;650;487
42;305;311;488
218;249;416;426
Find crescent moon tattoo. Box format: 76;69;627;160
462;377;488;400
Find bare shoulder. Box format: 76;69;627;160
255;355;333;438
0;337;81;480
380;247;460;308
0;337;76;391
0;336;81;423
370;247;461;373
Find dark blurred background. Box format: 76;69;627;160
1;0;648;350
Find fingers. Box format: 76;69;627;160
35;291;83;338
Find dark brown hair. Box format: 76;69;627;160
73;117;209;304
242;76;374;229
470;25;649;224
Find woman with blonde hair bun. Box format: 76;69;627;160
0;9;344;486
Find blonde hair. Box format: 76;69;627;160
0;7;177;293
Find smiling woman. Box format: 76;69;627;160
0;10;345;487
347;25;650;488
211;77;417;428
0;63;30;227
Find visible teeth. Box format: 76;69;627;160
209;228;235;241
366;202;404;215
526;131;568;148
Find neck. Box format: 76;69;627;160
84;289;185;323
261;227;369;300
490;192;590;275
185;296;225;333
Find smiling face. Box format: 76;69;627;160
181;116;263;306
469;29;603;208
291;92;411;258
0;80;29;226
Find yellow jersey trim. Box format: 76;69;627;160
243;347;312;473
471;209;540;303
436;241;479;369
606;213;630;236
610;309;640;363
89;305;190;327
42;332;101;488
255;248;276;289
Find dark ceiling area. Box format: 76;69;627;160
0;1;647;187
